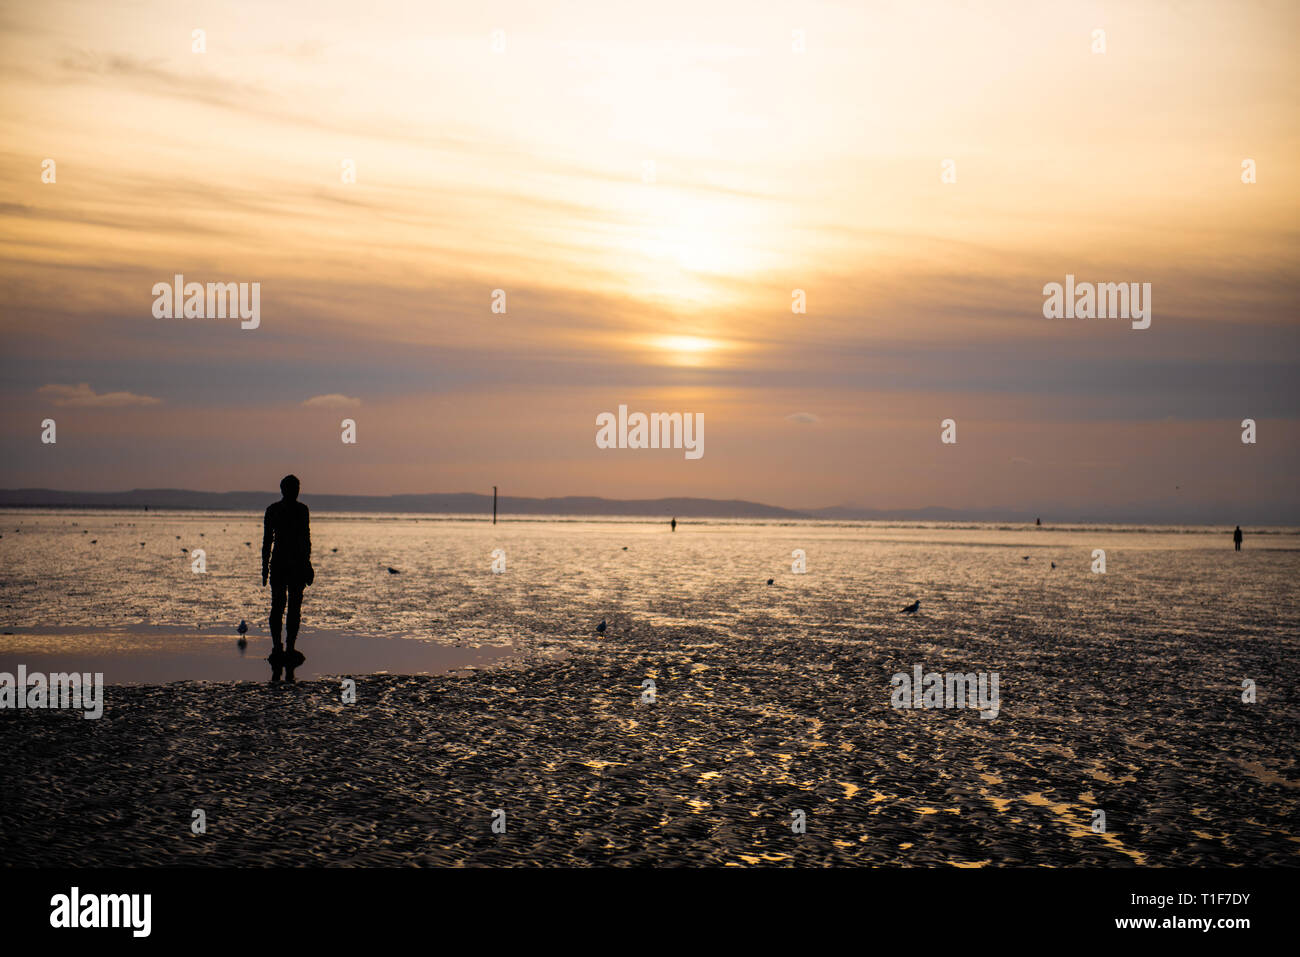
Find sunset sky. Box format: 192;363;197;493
1;0;1297;518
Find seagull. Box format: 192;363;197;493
388;567;400;574
596;619;607;634
901;600;920;614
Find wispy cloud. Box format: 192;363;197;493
302;394;361;408
38;383;161;407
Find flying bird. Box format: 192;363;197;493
901;600;920;614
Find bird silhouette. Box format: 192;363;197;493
767;578;774;585
596;619;607;634
1050;561;1056;569
1022;556;1030;561
331;547;338;553
89;540;97;544
388;567;400;574
238;620;248;636
901;600;920;614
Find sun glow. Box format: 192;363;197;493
642;335;727;367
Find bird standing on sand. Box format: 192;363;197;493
901;600;920;614
596;619;607;635
388;566;400;574
237;619;248;649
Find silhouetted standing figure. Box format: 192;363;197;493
263;475;312;657
1233;526;1243;551
671;517;677;533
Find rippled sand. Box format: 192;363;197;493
0;513;1296;865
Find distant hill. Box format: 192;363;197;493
0;488;806;519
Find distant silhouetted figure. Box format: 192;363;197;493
1233;526;1243;551
1035;517;1041;526
263;475;312;657
671;517;677;532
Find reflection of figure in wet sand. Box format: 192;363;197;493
1233;525;1243;551
262;474;313;661
270;658;299;683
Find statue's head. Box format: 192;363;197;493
280;474;300;501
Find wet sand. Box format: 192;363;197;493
1;613;1294;867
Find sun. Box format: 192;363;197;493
641;334;725;367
